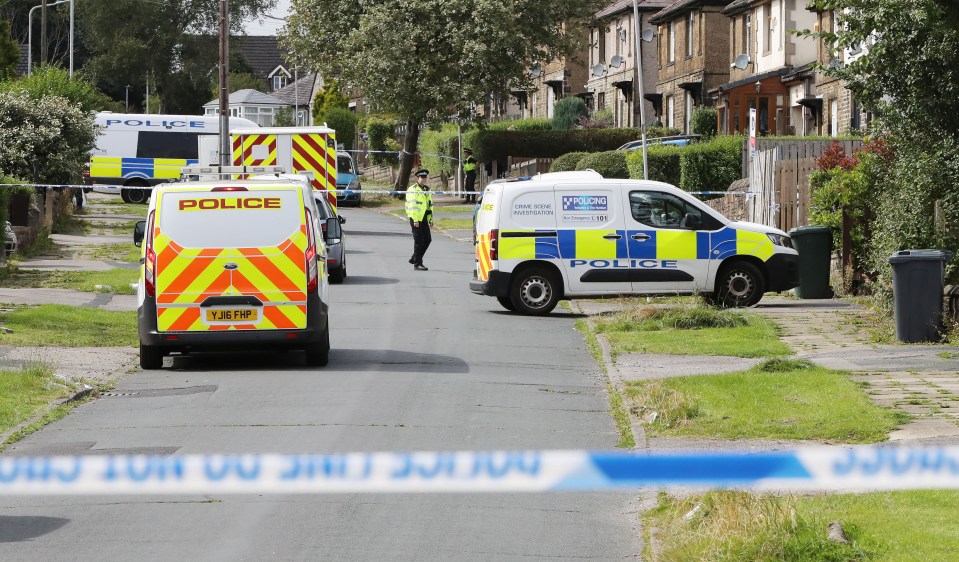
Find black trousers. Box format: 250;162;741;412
464;171;477;203
409;218;432;265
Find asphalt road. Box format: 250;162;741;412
1;208;639;560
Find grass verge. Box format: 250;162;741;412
625;359;907;442
596;305;793;358
435;218;473;230
645;490;959;562
85;243;142;263
0;305;137;347
432;205;476;213
0;268;138;294
0;363;76;438
575;318;635;449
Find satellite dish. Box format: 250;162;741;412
591;64;606;77
610;55;624;69
530;64;542;78
733;54;750;70
641;28;655;43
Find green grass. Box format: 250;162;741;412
0;268;138;294
596;306;793;358
88;219;140;235
0;363;75;437
937;351;959;360
645;490;959;562
432;205;476;213
0;305;137;347
93;202;148;217
625;359;907;442
86;243;142;263
434;218;473;230
574;318;635;449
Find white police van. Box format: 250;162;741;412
469;171;799;315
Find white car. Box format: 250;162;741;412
4;221;18;257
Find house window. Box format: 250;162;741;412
687;12;695;57
598;92;606;110
667;95;675;128
764;3;773;53
272;75;287;91
668;21;675;63
599;27;606;63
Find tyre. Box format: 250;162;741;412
330;265;345;284
509;267;561;316
140;344;163;370
715;261;765;308
120;189;132;204
496;296;516;311
123;182;150;205
305;319;330;367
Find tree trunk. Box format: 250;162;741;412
395;118;420;192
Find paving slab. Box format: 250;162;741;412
614;353;763;379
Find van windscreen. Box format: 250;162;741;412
159;189;302;249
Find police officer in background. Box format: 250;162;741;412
463;148;478;204
406;169;433;271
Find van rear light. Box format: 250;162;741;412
304;207;318;292
489;229;499;261
212;186;248;192
144;210;157;297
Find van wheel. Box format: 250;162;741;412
305;320;330;367
496;296;516;311
510;267;560;316
123;182;150;205
715;261;765;308
140;344;163;370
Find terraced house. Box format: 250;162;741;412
648;0;731;132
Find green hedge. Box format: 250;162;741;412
486;117;553;131
679;135;743;192
365;117;397;166
550;151;590;172
470;128;680;163
626;145;684;186
419;123;460;177
576;151;629;179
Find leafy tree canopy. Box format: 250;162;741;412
0;20;17;80
312;79;349;123
0;66;121;112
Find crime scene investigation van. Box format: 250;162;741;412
133;175;336;369
470;171;799;315
88;113;259;204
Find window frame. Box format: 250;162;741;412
687;12;695;58
668;21;676;63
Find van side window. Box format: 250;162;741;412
137;132;201;159
629;191;703;229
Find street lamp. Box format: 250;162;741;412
27;0;74;77
631;0;654;180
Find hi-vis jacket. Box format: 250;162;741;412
405;183;433;223
469;171;800;315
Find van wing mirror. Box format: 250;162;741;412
680;213;702;230
338;215;346;224
325;217;342;240
133;220;146;247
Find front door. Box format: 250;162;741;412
624;190;710;293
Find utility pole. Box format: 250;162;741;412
40;0;47;65
218;0;230;167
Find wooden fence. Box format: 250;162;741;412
775;157;818;232
741;138;863;178
506;157;555;178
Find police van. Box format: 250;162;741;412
133;173;338;369
469;171;799;315
89;113;259;204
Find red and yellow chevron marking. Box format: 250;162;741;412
151;213;310;332
232;134;278;179
291;133;337;211
476;233;493;281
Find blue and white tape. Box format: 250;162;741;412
3;447;959;495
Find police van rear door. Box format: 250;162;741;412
153;185;310;332
623;188;708;293
555;185;629;294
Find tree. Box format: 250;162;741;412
210;72;268;99
0;91;98;183
283;0;602;189
323;107;357;150
311;79;349;124
0;66;121;112
552;97;588;130
0;20;17;80
77;0;274;113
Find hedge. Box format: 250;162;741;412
470;128;679;164
678;135;743;192
419;123;460;177
626;145;684;186
550;151;590;172
576;151;629;179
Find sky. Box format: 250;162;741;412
242;0;291;36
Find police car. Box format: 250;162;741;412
469;171;799;315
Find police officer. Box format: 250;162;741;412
406;169;433;271
463;148;478;204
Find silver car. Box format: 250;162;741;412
313;193;347;284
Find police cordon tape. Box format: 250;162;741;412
3;447;959;495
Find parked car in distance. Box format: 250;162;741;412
3;221;18;257
335;151;364;207
616;134;702;151
312;191;348;284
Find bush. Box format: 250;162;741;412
323;107;358;150
575;150;629;178
549;151;590;172
552;97;588;130
626;144;683;186
365;117;398;166
419;123;460;178
486;117;553;132
690;106;718;139
679;135;743;192
0;66;120;112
